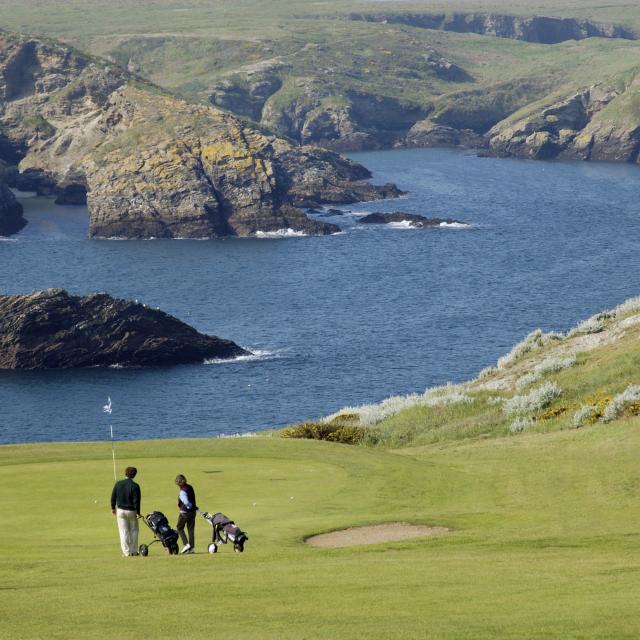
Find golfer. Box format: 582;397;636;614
110;466;141;556
175;474;197;554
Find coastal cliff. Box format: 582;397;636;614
487;75;640;162
207;48;460;151
347;13;636;44
0;289;248;368
0;32;399;238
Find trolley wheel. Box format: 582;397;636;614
234;542;244;553
170;543;179;555
139;544;148;557
208;543;218;554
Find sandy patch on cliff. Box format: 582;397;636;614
306;523;450;548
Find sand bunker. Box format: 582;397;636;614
306;523;450;548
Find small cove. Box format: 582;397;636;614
1;148;639;444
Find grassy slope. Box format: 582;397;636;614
362;306;640;447
1;1;639;112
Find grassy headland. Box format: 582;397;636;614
2;0;639;153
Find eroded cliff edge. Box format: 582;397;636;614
0;32;399;238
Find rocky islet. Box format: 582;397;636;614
0;289;249;369
357;212;466;228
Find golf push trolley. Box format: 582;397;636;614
138;510;248;556
200;510;248;554
138;511;179;556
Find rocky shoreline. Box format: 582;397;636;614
0;289;248;369
0;31;400;239
2;23;638;244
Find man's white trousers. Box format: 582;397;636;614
116;508;139;556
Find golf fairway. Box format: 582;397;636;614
2;430;639;639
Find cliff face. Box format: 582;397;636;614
207;49;465;150
348;13;636;44
83;87;397;238
0;32;398;238
0;289;248;369
0;160;24;235
487;76;640;162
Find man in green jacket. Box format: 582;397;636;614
110;466;141;556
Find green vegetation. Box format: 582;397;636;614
2;0;640;142
22;115;55;137
4;416;640;637
294;298;640;450
5;300;640;637
280;420;367;444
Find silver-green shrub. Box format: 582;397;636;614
477;365;498;380
515;355;577;390
602;385;640;423
572;405;596;428
612;296;640;319
567;315;605;338
502;382;562;415
509;417;533;433
325;383;474;426
515;371;540;391
497;329;563;369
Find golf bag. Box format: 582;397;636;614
201;511;248;553
139;511;180;556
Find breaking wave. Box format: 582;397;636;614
204;349;280;365
439;221;472;229
386;220;417;229
254;229;308;239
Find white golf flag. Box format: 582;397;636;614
103;397;112;415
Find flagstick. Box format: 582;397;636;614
110;424;117;480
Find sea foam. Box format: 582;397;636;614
386;220;417;230
255;229;307;239
203;349;279;365
439;221;471;229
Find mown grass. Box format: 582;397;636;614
3;419;640;638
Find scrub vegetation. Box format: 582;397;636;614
299;295;640;449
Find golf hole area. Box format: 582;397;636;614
305;523;450;548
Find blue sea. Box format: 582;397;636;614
1;148;639;444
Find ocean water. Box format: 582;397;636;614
1;148;639;444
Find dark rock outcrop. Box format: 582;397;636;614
209;56;448;150
0;289;248;369
0;31;399;239
208;59;288;122
348;13;636;44
0;182;24;235
0;161;25;235
358;212;466;227
260;86;428;151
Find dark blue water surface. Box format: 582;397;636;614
2;148;640;444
